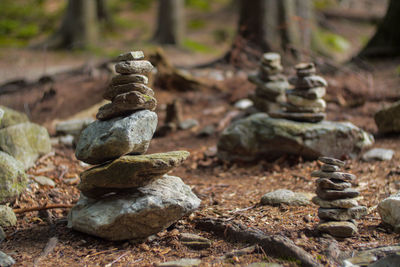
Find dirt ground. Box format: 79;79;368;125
1;2;400;266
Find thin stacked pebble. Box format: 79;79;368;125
248;53;290;113
270;62;327;123
312;157;367;238
68;51;200;241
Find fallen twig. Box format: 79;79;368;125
194;217;322;267
105;251;129;267
13;203;75;214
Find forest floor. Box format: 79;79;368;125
1;2;400;266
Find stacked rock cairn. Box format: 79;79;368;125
270;62;327;123
68;51;200;241
312;157;367;238
248;53;290;113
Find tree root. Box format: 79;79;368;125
13;204;75;214
194;217;322;267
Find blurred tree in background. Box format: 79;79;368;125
153;0;184;45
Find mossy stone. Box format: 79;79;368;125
0;151;27;204
0;105;29;129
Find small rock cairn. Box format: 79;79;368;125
248;53;289;113
312;157;367;238
270;62;327;123
68;51;200;241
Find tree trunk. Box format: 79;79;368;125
359;0;400;58
153;0;184;45
96;0;111;23
45;0;99;49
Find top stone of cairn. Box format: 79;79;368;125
261;52;281;66
117;51;144;61
295;62;316;77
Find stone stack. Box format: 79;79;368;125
248;53;290;113
270;62;327;123
68;51;200;241
312;157;367;238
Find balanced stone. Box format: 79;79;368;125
283;103;324;113
287;95;326;108
311;170;355;182
321;164;340;172
269;111;326;123
318;157;345;167
104;83;154;100
115;60;153;75
96;91;157;120
259;73;287;82
111;74;148;86
316;178;351;190
117;51;144;61
317;221;358;238
76;110;157;164
295;62;316;77
68;175;201;241
317;187;360;200
261;52;281;66
79;151;190;198
291;75;328;89
287;87;326;100
312;196;360;209
318;206;368;221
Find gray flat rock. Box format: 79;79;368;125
318;206;367;221
295;62;316;77
217;114;374;162
362;148;394;162
311;171;355;182
111;74;148;86
55;118;94;137
76;110;157;164
115;60;153;75
116;51;144;61
260;189;311;206
103;83;154;100
287;95;326;109
316;178;351;190
269;111;326;123
68;175;201;241
157;258;201;267
312;196;360;209
96;91;157;121
0;251;15;267
318;157;345;167
291;75;328;89
287;87;325;100
316;187;360;200
317;221;357;237
321;164;340;172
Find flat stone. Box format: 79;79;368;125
0;205;17;227
246;263;283;267
317;221;357;237
261;53;281;66
312;196;360;208
316;178;351;190
287;87;325;100
178;119;199;130
0;151;27;204
180;233;211;250
259;73;287;82
287;95;326;109
32;175;55;187
103;83;154;100
318;157;345;167
78;151;190;198
0;105;29;129
116;51;144;61
157;258;201;267
260;189;310;206
269;111;326;123
217;114;374;162
250;95;283;113
374;100;400;134
111;74;148;86
316;187;360;200
369;254;400;267
311;171;355;182
295;62;316;77
115;60;153;75
291;75;328;89
362;148;394;162
55;118;94;137
234;99;253;110
0;251;15;267
321;164;340;172
346;254;377;266
283;103;324;113
68;175;201;241
0;122;52;169
378;192;400;230
259;64;283;76
96;92;157;121
76;110;157;164
318;206;367;221
248;75;289;95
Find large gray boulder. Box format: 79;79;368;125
68;175;201;241
0;122;52;169
217;113;374;162
75;110;157;165
0;151;27;204
378;192;400;232
0;105;29;129
374;101;400;134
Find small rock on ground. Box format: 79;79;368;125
362;148;394;162
377;191;400;231
260;189;311;206
31;175;56;187
156;258;201;267
178;119;199;130
0;251;15;267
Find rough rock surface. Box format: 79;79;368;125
0;122;51;169
374;101;400;134
79;151;190;198
362;148;394;162
260;189;310;206
0;251;15;267
312;196;360;209
317;221;358;237
0;151;27;204
217;113;374;162
75;110;157;165
0;205;17;227
378;192;400;231
0;105;29;129
68;175;201;241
